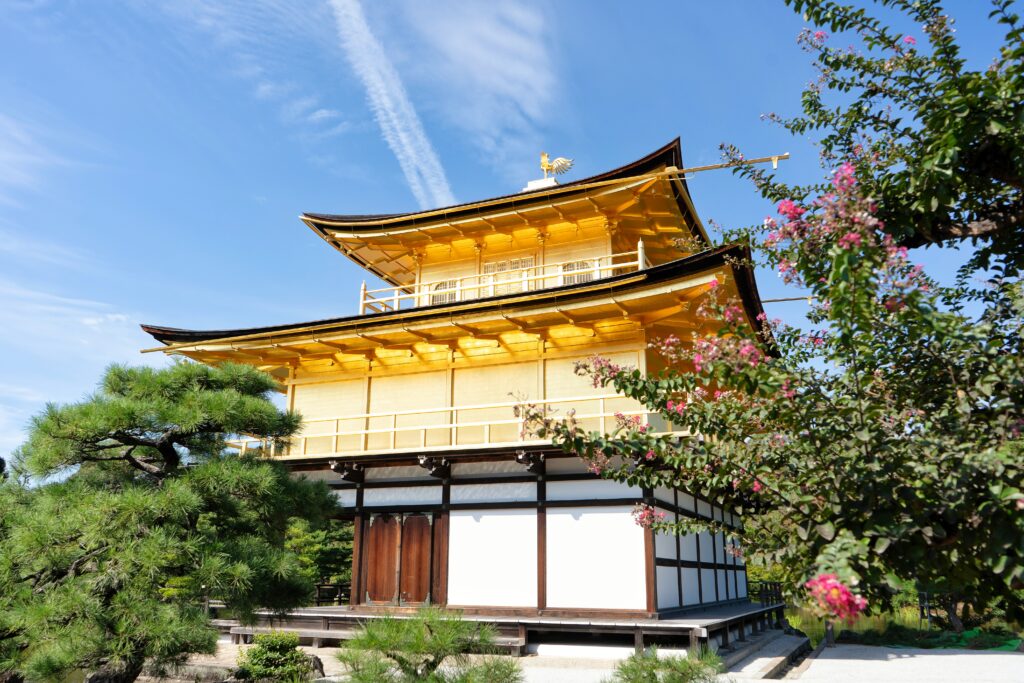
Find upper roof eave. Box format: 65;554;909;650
140;244;776;356
302;138;690;231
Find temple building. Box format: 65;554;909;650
142;139;783;649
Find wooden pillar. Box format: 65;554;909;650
350;485;365;606
643;488;657;614
536;460;547;613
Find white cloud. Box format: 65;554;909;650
397;0;560;183
329;0;455;209
0;279;167;458
0;224;87;268
0;114;67;206
308;108;340;123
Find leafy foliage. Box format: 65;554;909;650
337;608;522;683
524;159;1024;627
604;647;722;683
0;363;338;682
285;518;354;585
16;361;300;480
236;632;313;681
727;0;1024;275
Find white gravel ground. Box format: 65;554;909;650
791;643;1024;682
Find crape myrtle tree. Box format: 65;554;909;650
523;0;1024;630
0;362;339;683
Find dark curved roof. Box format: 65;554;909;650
141;244;775;355
301;138;695;232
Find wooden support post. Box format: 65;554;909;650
637;239;646;269
689;629;702;656
634;628;644;653
720;624;730;651
737;618;747;642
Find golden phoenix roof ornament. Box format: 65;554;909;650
540;152;573;178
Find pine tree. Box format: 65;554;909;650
0;362;338;682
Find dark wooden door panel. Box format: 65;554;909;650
400;513;432;604
364;514;400;603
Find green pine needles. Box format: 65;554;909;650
0;362;338;682
337;608;523;683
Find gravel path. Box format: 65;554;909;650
790;643;1024;682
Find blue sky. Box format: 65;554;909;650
0;1;1004;457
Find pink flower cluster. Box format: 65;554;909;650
632;504;667;529
585;449;611;475
665;399;687;416
692;336;765;373
805;573;868;623
837;231;863;250
577;356;625;388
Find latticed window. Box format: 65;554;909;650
562;259;595;285
484;256;535;295
430;279;458;305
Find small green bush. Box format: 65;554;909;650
605;647;722;683
338;607;522;682
236;631;312;681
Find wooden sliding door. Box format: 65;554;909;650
362;512;435;605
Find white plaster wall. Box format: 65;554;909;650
657;566;680;610
654;485;675;506
447;510;537;607
335;489;358;508
546;479;641;501
365;466;430;481
453;461;525;477
701;568;717;601
680;534;698;562
737;571;748;598
545;458;589;474
682;568;701;606
717;571;728;600
546;506;647;609
698;531;713;561
655;528;677;559
363;486;442;507
450;482;536;504
678;492;696;512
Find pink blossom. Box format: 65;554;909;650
708;278;719;289
777;199;806;220
780;379;797;399
838;232;863;250
632;504;666;529
903;35;917;45
832;162;857;191
752;481;763;493
645;449;656;461
813;30;827;41
805;573;868;623
723;304;744;323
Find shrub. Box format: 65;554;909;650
236;632;313;681
338;608;522;682
605;647;722;683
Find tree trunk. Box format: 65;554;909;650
84;657;145;683
0;672;25;683
943;595;965;633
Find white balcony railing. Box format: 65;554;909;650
231;392;687;459
360;241;651;315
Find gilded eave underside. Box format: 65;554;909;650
141;245;773;383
